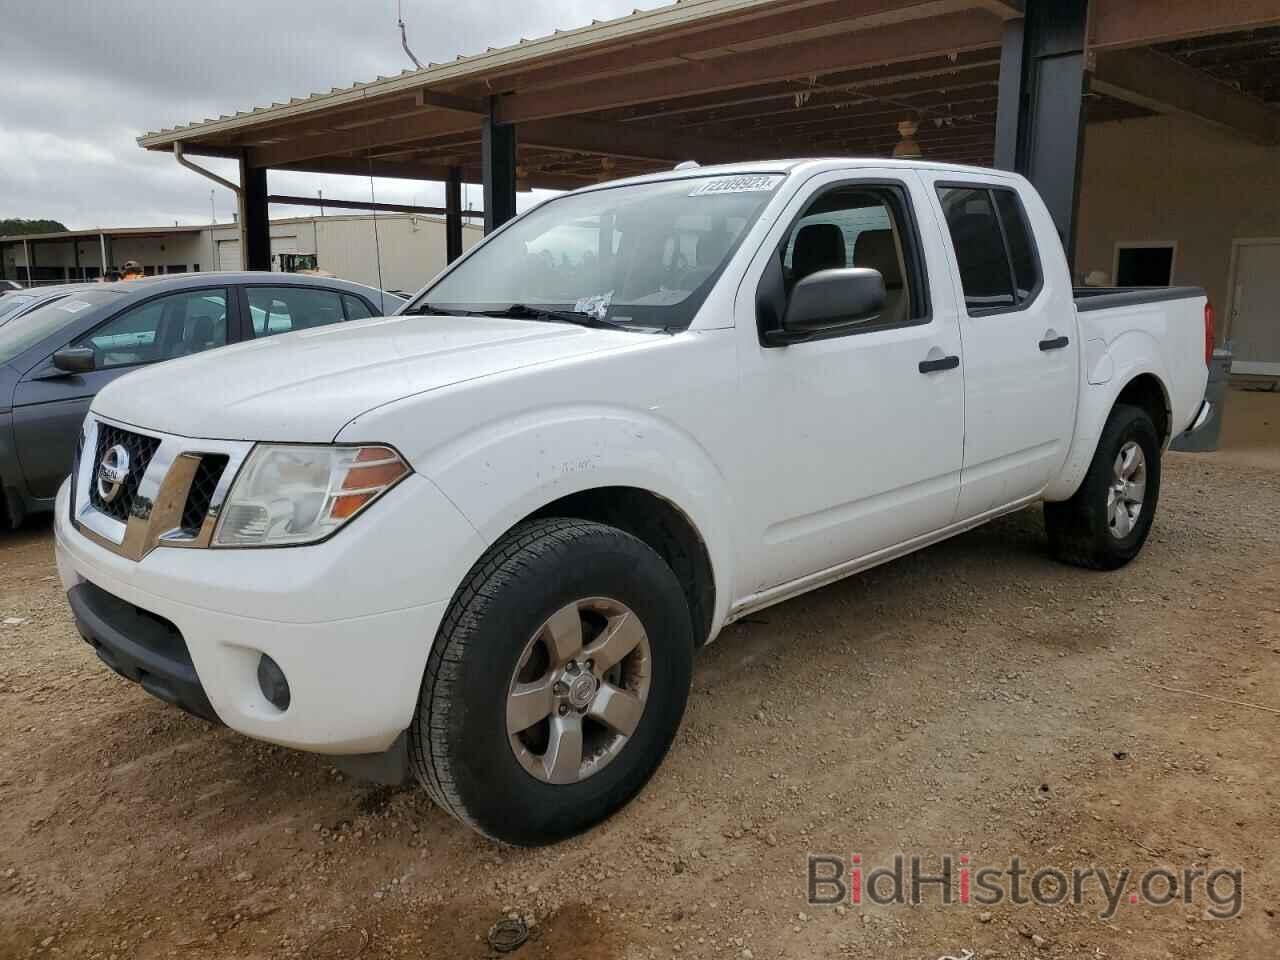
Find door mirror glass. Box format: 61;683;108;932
772;268;885;343
51;347;96;374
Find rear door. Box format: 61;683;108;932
921;176;1077;519
11;286;236;500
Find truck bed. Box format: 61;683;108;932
1073;285;1206;312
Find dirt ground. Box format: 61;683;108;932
1;390;1277;960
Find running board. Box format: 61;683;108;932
725;495;1041;626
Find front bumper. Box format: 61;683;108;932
55;473;486;755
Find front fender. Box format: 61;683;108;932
410;404;737;636
1044;330;1171;502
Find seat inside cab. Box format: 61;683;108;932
782;188;914;325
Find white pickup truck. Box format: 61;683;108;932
55;159;1212;845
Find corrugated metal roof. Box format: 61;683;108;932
137;0;787;148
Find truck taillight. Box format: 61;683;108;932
1204;302;1215;366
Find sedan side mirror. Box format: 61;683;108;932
51;347;96;374
764;268;886;346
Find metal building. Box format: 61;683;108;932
0;213;483;293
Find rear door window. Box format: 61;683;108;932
342;294;375;321
246;286;346;338
936;185;1042;314
936;187;1014;312
993;190;1041;302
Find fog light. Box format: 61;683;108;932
257;654;291;711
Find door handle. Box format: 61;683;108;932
1039;335;1070;351
918;355;960;374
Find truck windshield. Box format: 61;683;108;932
412;173;785;330
0;289;120;366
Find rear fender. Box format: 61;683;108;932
1044;330;1170;502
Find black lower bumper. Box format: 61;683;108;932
69;581;222;724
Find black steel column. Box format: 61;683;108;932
445;166;464;262
482;99;517;234
238;154;272;270
993;17;1025;172
993;0;1089;265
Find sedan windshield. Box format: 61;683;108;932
413;173;786;330
0;289;121;366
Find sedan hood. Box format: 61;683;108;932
92;314;642;441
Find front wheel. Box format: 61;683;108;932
409;518;694;845
1045;403;1161;570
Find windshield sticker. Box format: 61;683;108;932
574;291;613;321
56;300;94;314
688;174;784;197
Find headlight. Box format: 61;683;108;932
213;444;409;547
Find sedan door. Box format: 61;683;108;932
11;286;235;501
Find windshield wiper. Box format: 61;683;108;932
480;303;632;330
407;302;464;316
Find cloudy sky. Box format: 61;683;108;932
1;0;658;229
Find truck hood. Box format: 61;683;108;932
92;314;644;442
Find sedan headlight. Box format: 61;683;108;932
213;444;410;547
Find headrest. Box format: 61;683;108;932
792;223;846;280
853;229;903;287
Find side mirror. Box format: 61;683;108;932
52;347;96;374
764;268;886;346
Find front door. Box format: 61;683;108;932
734;170;965;595
1228;240;1280;377
11;286;233;501
922;176;1077;520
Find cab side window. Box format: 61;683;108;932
759;184;928;339
74;289;228;369
936;185;1042;313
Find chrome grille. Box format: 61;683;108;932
180;455;229;536
89;425;162;523
73;416;252;561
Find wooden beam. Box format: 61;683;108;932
494;10;1002;124
519;116;767;165
1089;0;1280;51
414;89;487;114
633;66;1001;128
1092;47;1280;144
250;111;479;167
496;0;1003;96
968;0;1022;17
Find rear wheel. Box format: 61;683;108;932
409;518;693;845
1045;403;1161;570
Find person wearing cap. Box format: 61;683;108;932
121;261;144;280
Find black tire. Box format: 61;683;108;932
1045;403;1161;570
409;517;694;846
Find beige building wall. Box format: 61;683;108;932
1075;113;1280;333
309;214;483;292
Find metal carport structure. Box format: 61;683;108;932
137;0;1280;273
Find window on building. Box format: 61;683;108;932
73;289;228;369
246;286;346;338
1115;244;1175;287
